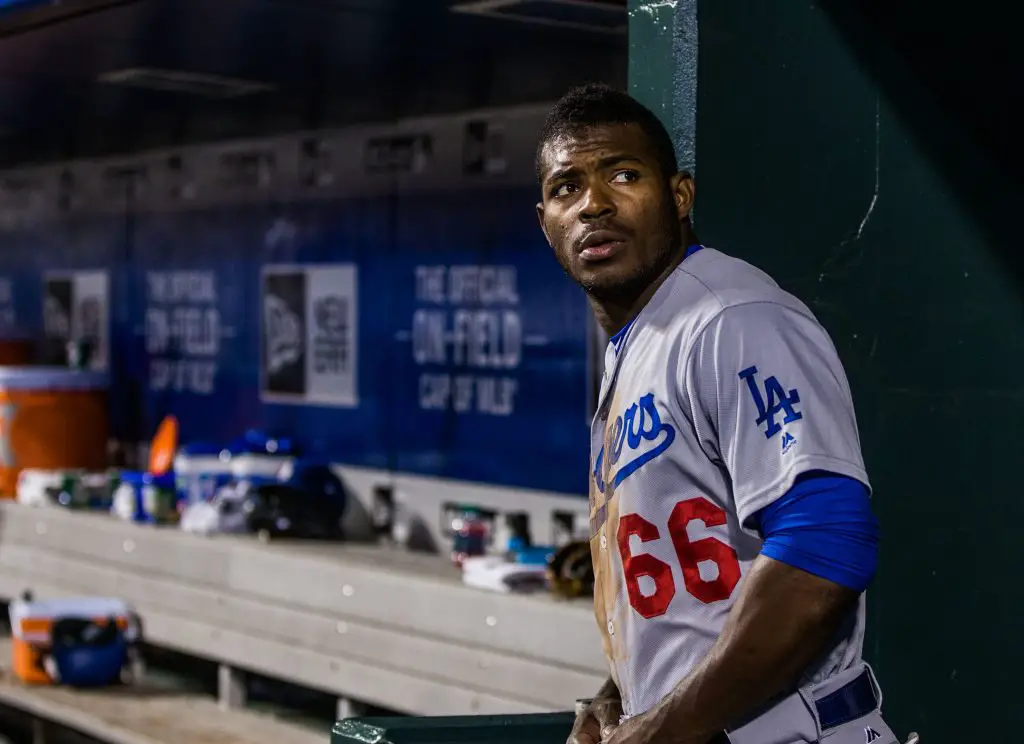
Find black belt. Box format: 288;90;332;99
711;669;879;743
814;669;879;730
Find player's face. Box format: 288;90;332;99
536;123;693;304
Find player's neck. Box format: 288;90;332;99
590;245;687;337
591;225;701;337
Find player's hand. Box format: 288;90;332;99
599;714;648;744
567;696;622;744
601;712;712;744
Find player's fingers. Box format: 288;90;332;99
591;706;621;734
600;723;618;741
568;715;601;744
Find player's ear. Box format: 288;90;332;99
536;202;552;247
670;172;696;222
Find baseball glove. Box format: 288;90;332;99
547;540;594;599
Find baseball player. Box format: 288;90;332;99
535;84;915;744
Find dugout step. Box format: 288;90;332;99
332;712;575;744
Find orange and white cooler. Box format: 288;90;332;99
0;367;109;498
8;595;134;685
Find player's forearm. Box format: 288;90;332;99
643;555;859;744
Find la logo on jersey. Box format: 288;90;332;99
738;365;802;442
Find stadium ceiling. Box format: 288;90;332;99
0;0;627;166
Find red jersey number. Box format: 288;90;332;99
617;497;741;619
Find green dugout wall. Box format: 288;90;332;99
630;1;1022;742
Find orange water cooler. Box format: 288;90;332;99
0;367;109;498
8;596;134;685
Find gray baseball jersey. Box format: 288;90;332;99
588;246;870;719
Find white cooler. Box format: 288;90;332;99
173;451;233;505
229;453;292;482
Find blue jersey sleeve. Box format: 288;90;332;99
750;471;879;592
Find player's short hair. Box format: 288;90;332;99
535;83;679;184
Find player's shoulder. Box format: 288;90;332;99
649;246;818;341
675;246;813;317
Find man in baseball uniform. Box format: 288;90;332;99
535;84;914;744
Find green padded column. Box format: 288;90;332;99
627;0;697;174
628;2;1021;743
